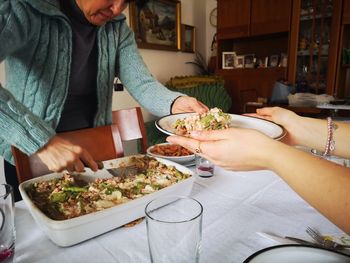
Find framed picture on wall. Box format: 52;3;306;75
129;0;181;51
181;24;195;53
222;52;236;69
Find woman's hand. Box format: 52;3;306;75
36;136;98;172
171;96;208;114
167;128;279;171
247;107;301;145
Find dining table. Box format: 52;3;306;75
13;161;347;263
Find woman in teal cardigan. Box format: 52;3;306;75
0;0;207;199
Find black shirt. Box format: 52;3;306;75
56;0;98;132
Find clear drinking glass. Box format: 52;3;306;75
0;184;15;263
195;155;214;177
145;196;203;263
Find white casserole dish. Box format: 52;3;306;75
19;155;195;247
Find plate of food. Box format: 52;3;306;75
243;244;350;263
156;107;286;140
19;155;194;247
147;142;195;164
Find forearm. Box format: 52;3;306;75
117;22;183;116
291;116;350;158
266;142;350;234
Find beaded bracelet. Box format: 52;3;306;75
323;117;337;157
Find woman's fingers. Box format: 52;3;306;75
79;149;98;172
166;135;202;154
37;136;98;173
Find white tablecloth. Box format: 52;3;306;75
14;167;345;263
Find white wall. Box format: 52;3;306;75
112;0;217;121
206;0;217;60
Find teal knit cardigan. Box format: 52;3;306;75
0;0;183;163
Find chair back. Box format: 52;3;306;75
112;107;148;153
12;124;124;183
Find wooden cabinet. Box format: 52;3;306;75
217;0;292;39
216;0;349;115
334;0;350;99
217;0;250;39
217;68;286;113
343;0;350;24
288;0;342;95
216;0;291;113
251;0;292;36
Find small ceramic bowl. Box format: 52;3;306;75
147;143;195;164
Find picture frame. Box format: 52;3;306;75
181;24;195;53
129;0;181;51
279;53;288;67
243;54;255;68
234;55;245;68
222;52;236;69
263;56;269;67
269;54;280;67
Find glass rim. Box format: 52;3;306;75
144;195;203;224
0;184;13;199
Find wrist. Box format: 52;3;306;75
254;138;283;170
288;114;309;145
264;140;292;172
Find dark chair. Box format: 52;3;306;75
11;124;124;183
112;107;148;153
239;89;258;113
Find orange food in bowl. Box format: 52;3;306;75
150;144;193;157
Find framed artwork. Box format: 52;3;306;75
269;54;280;67
244;54;255;68
181;24;195;53
222;52;236;69
129;0;181;51
234;55;244;68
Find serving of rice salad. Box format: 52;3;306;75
25;156;191;220
174;107;231;135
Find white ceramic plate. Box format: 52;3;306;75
244;245;350;263
156;113;286;140
19;155;195;247
147;142;195;164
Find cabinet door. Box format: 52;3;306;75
217;0;250;39
251;0;292;36
344;0;350;24
288;0;342;95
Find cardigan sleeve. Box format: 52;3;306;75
116;20;185;117
0;85;56;154
0;1;33;61
0;1;56;157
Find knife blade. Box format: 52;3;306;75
106;165;139;177
257;232;319;247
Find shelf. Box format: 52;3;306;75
299;13;332;21
297;49;328;56
218;67;286;72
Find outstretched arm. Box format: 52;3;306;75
167;128;350;234
116;20;207;116
250;107;350;158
